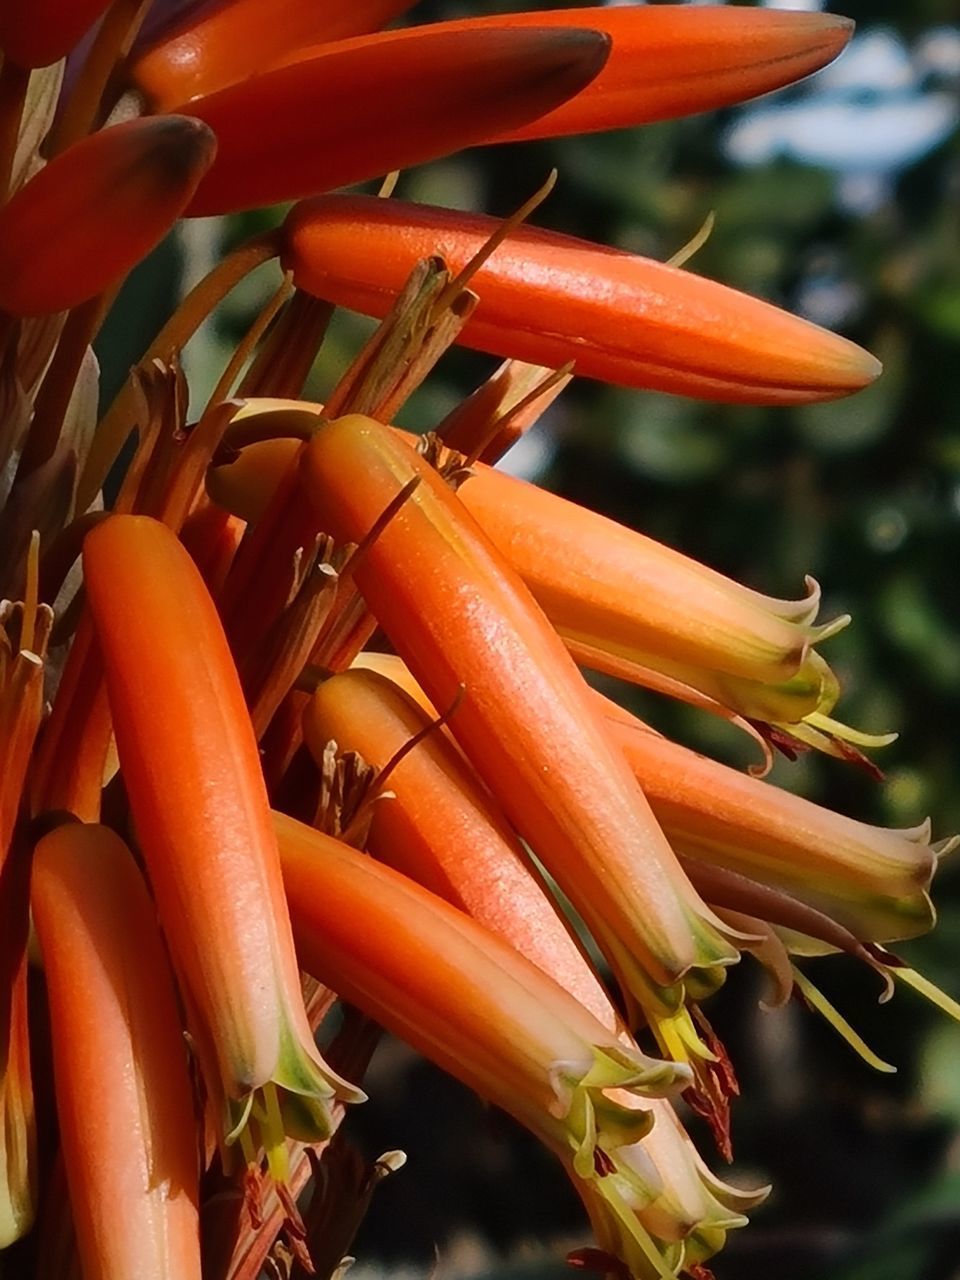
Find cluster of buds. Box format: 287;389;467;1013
0;2;955;1278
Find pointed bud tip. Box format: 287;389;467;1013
760;9;853;38
830;339;882;395
142;114;218;180
534;25;612;78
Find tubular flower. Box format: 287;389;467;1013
0;115;216;316
276;810;695;1277
454;460;845;687
605;711;944;946
30;822;201;1280
301;665;764;1276
352;651;937;952
82;515;364;1149
203;413;849;741
302;666;614;1010
206;417;834;682
202;413;863;746
182;27;610;216
282;195;880;405
298;415;742;1030
265;7;853;142
0;2;955;1277
460;7;853;142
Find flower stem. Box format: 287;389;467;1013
0;57;29;199
13;294;105;485
77;227;281;510
47;0;152;155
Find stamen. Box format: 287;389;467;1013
792;966;896;1073
667;210;716;268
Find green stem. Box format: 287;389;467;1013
46;0;152;154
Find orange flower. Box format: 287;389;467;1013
470;6;853;142
303;666;613;1013
183;26;609;216
605;709;942;945
299;415;740;1033
82;515;364;1151
31;822;201;1279
276;808;693;1280
301;665;764;1274
0;116;216;316
133;4;851;132
271;7;853;144
282;195;880;404
454;460;841;687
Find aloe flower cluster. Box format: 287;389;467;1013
0;2;955;1278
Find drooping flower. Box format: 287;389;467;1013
276;809;696;1280
298;414;742;1042
203;409;859;749
181;26;611;215
127;0;419;108
0;2;952;1276
131;3;853;130
605;707;944;946
301;664;765;1276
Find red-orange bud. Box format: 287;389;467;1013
0;116;216;316
184;26;609;216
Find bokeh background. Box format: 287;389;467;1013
99;2;960;1277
